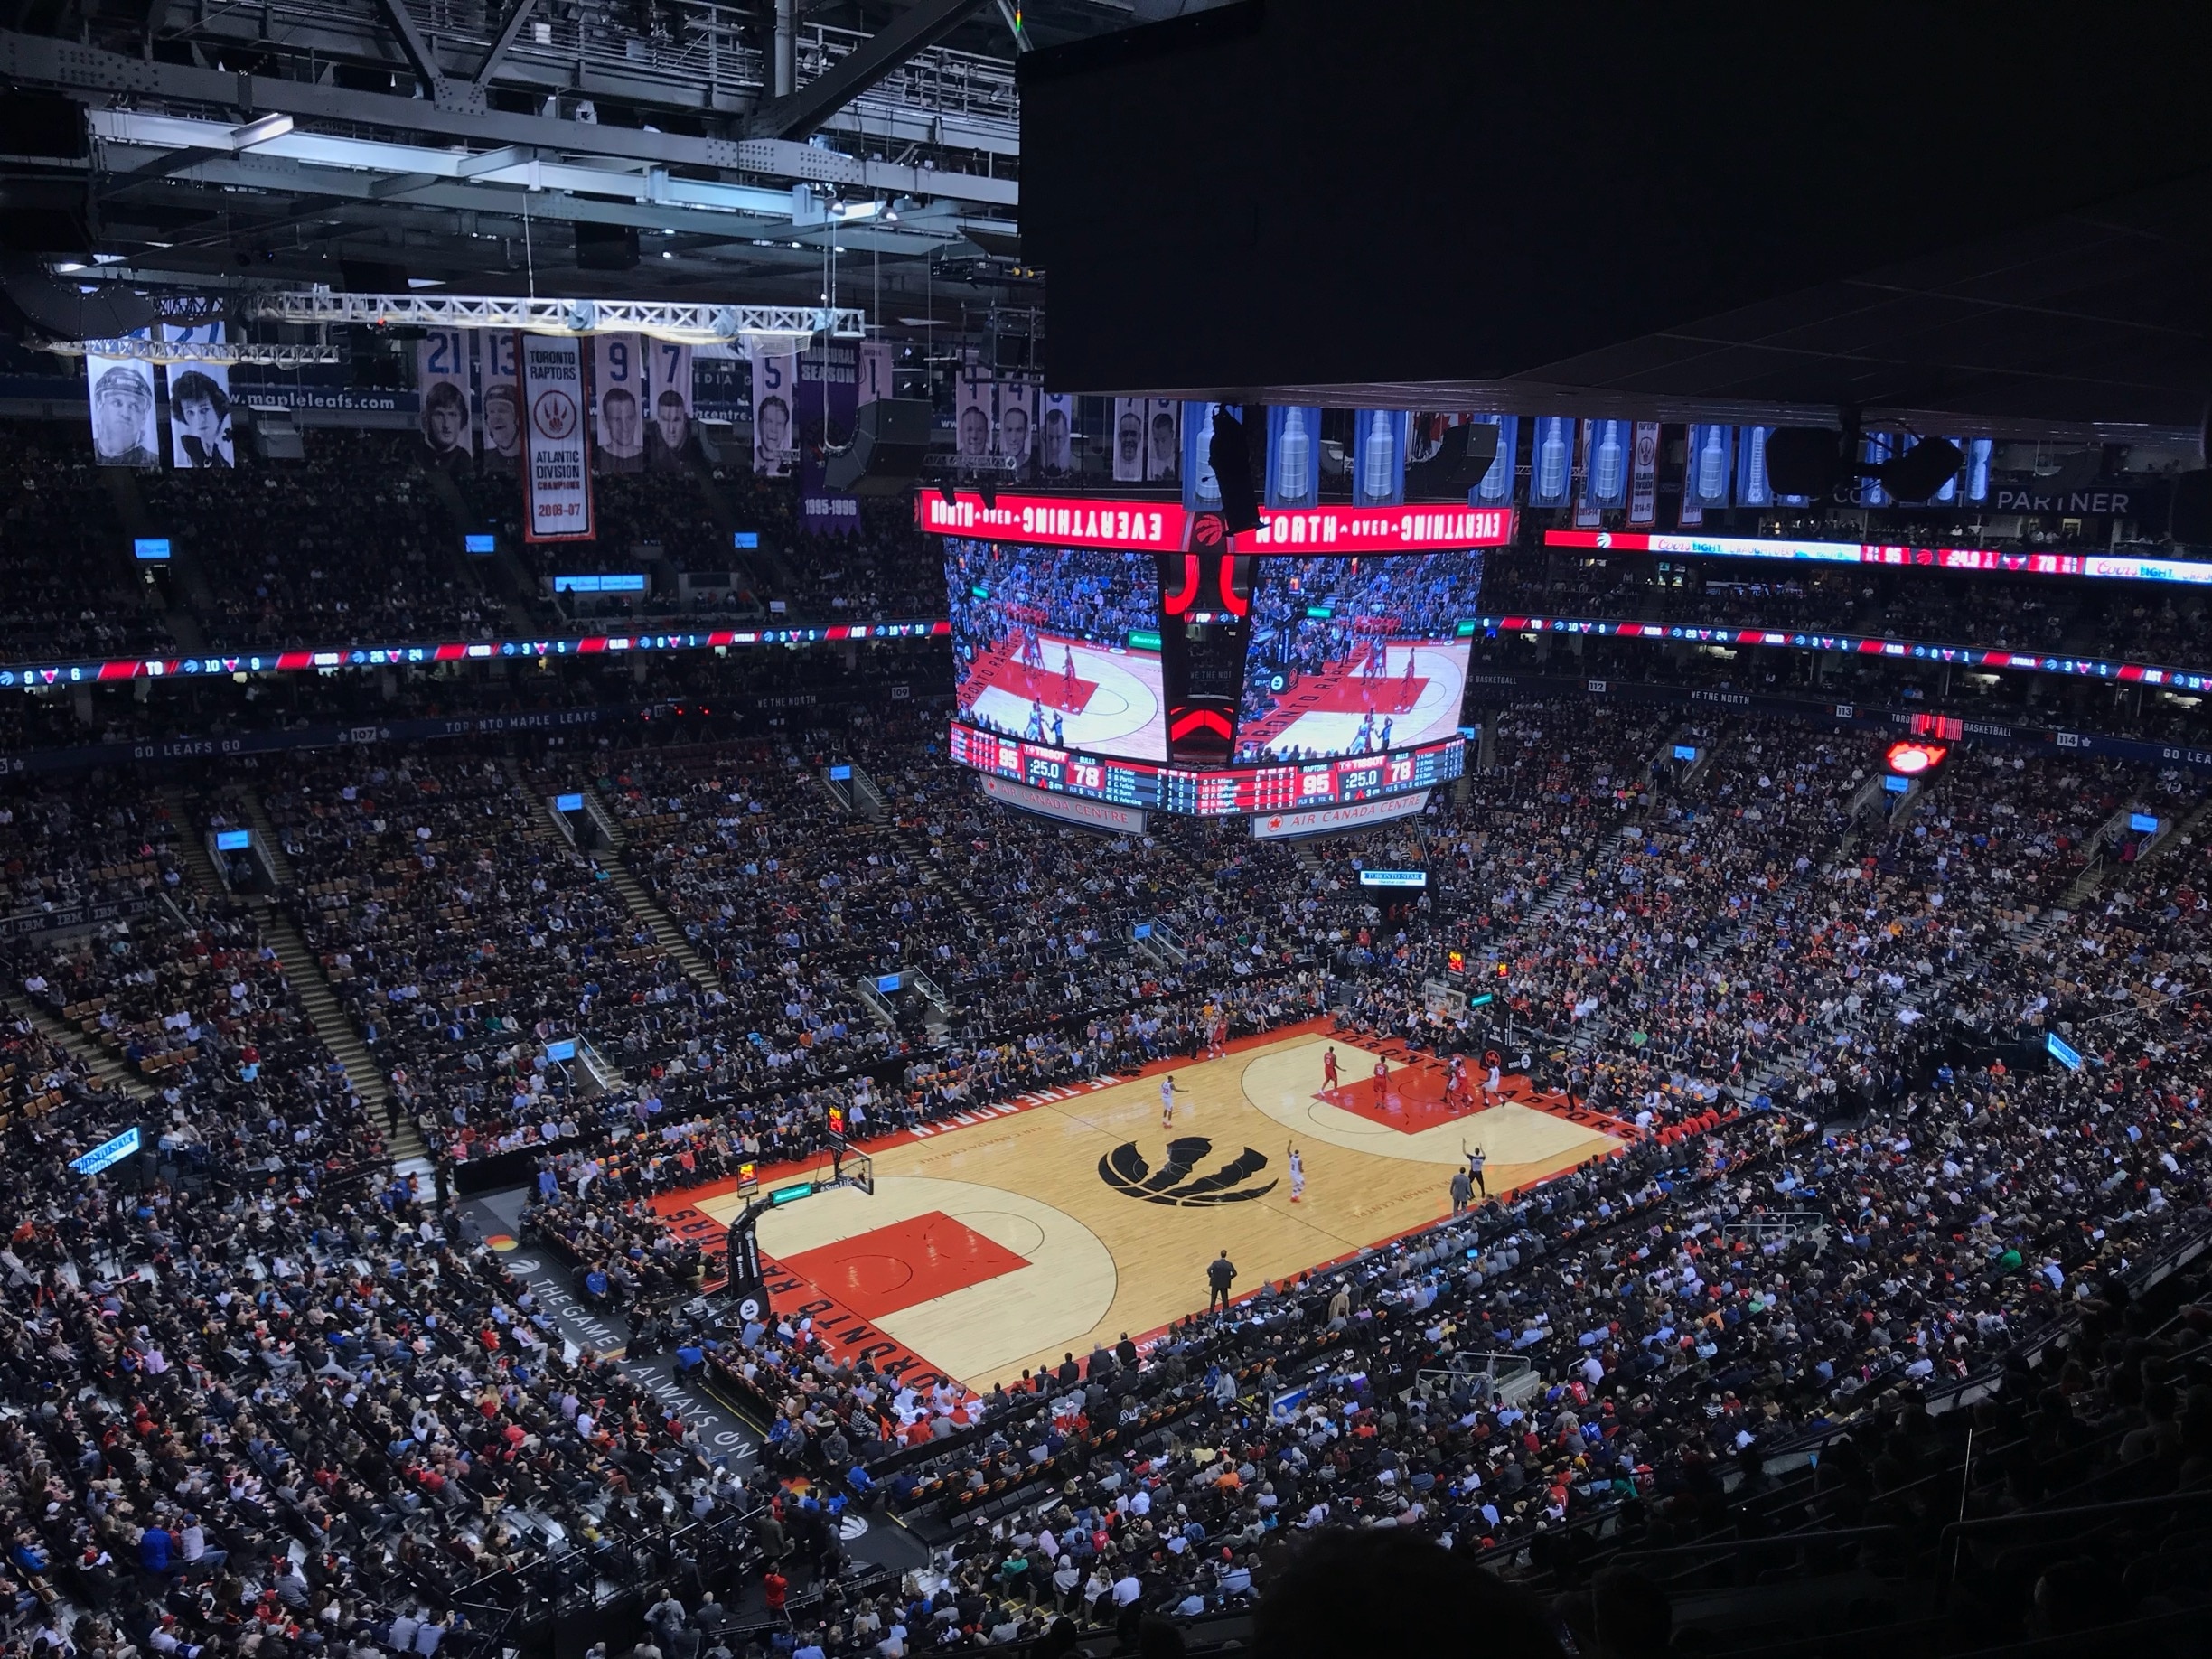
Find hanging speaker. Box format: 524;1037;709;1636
1208;408;1261;533
1875;436;1964;503
1765;427;1846;498
823;399;932;495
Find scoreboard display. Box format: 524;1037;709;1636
949;719;1462;818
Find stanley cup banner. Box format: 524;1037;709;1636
87;346;159;469
1266;406;1321;509
1183;400;1230;512
1351;409;1408;507
1467;415;1517;505
519;332;594;541
1627;420;1661;526
1682;422;1733;524
163;322;233;470
1581;418;1632;511
1527;417;1574;507
417;329;473;456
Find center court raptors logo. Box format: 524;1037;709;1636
531;388;578;440
1098;1136;1276;1205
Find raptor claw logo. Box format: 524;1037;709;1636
1097;1136;1276;1205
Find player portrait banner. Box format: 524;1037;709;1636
798;342;862;536
479;331;522;467
518;332;594;541
1627;420;1661;526
1266;406;1321;509
998;373;1037;481
87;350;159;468
1038;393;1078;482
751;349;797;476
593;333;645;473
955;355;995;467
1145;398;1180;483
1468;415;1517;506
1351;409;1408;507
1111;397;1147;483
644;339;692;467
163;322;233;470
417;329;473;457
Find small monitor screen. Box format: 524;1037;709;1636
1673;745;1698;762
2129;811;2160;833
464;533;496;555
1358;869;1428;888
134;538;171;561
734;531;761;548
554;792;586;813
545;1038;577;1063
70;1125;141;1175
214;830;250;851
829;764;853;781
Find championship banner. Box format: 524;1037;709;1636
1266;406;1320;508
751;350;797;475
645;340;692;467
955;355;995;466
87;348;159;468
518;332;594;541
1468;416;1517;506
593;333;644;473
1039;393;1078;482
798;342;861;535
1581;418;1632;511
998;372;1037;481
1627;421;1660;526
417;329;473;456
163;323;233;470
479;331;522;466
1682;423;1733;523
1111;397;1147;483
1182;400;1233;512
1528;416;1573;507
1351;409;1408;507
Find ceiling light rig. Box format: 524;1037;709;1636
248;290;865;354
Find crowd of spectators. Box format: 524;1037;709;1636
0;433;170;661
2;671;2210;1656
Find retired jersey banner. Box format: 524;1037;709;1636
87;347;160;468
417;329;473;456
479;331;522;467
593;333;644;473
751;350;797;475
163;323;234;470
519;333;594;541
644;339;692;467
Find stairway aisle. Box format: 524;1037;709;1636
253;901;428;1172
575;786;722;991
158;786;226;897
8;996;155;1103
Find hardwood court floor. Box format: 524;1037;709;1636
679;1030;1620;1391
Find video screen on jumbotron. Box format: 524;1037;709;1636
1235;552;1483;764
946;538;1167;761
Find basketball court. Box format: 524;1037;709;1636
653;1027;1623;1393
959;631;1166;759
1241;641;1469;759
